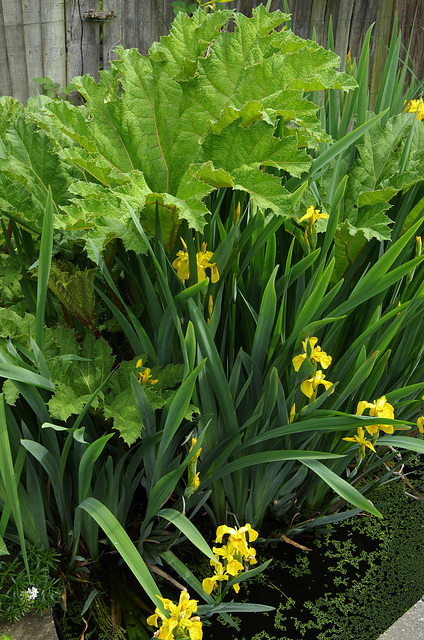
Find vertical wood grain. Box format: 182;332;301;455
122;0;137;49
102;0;122;66
0;2;13;97
369;0;396;105
65;0;83;82
1;0;423;107
287;0;314;41
80;0;101;79
137;0;155;54
65;0;101;83
40;0;67;89
395;0;424;88
1;0;28;102
332;1;354;71
22;0;43;97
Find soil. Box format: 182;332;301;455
0;609;57;640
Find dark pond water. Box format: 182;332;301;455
57;469;424;640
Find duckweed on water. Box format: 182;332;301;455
212;465;424;640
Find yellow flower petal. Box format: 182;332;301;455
301;378;314;398
301;370;334;398
234;201;241;224
306;337;319;349
356;401;372;415
226;558;244;576
293;338;332;370
292;354;305;372
343;426;376;457
211;263;219;283
147;612;160;627
246;546;257;564
363;423;380;436
202;577;216;594
183;617;203;640
405;98;424;120
357;396;394;435
378;423;394;435
208;294;214;317
298;211;312;224
215;524;234;543
315;350;332;369
364;440;377;454
241;524;258;542
189;437;199;454
298;206;329;225
138;367;158;386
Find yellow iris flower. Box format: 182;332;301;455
299;205;330;225
189;437;201;460
185;437;201;499
299;206;330;251
203;524;259;597
346;49;353;74
417;416;424;433
136;358;158;386
356;396;395;435
202;560;229;594
215;523;258;558
292;337;332;372
172;238;219;284
192;472;200;489
147;590;202;640
300;369;334;399
202;524;258;595
212;545;244;576
207;294;214;325
343;426;376;458
404;98;424;121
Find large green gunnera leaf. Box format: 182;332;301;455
0;104;74;231
332;113;424;281
30;5;356;255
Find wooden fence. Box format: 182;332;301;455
287;0;424;104
0;0;423;104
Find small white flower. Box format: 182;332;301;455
26;586;39;600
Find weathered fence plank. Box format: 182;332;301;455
122;0;138;50
371;0;397;103
22;0;44;97
102;0;122;67
1;0;423;105
1;0;29;102
41;0;67;91
81;0;101;79
332;1;354;71
137;0;154;54
66;0;101;84
395;0;424;85
287;0;423;105
137;0;172;54
65;0;83;83
0;3;13;98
